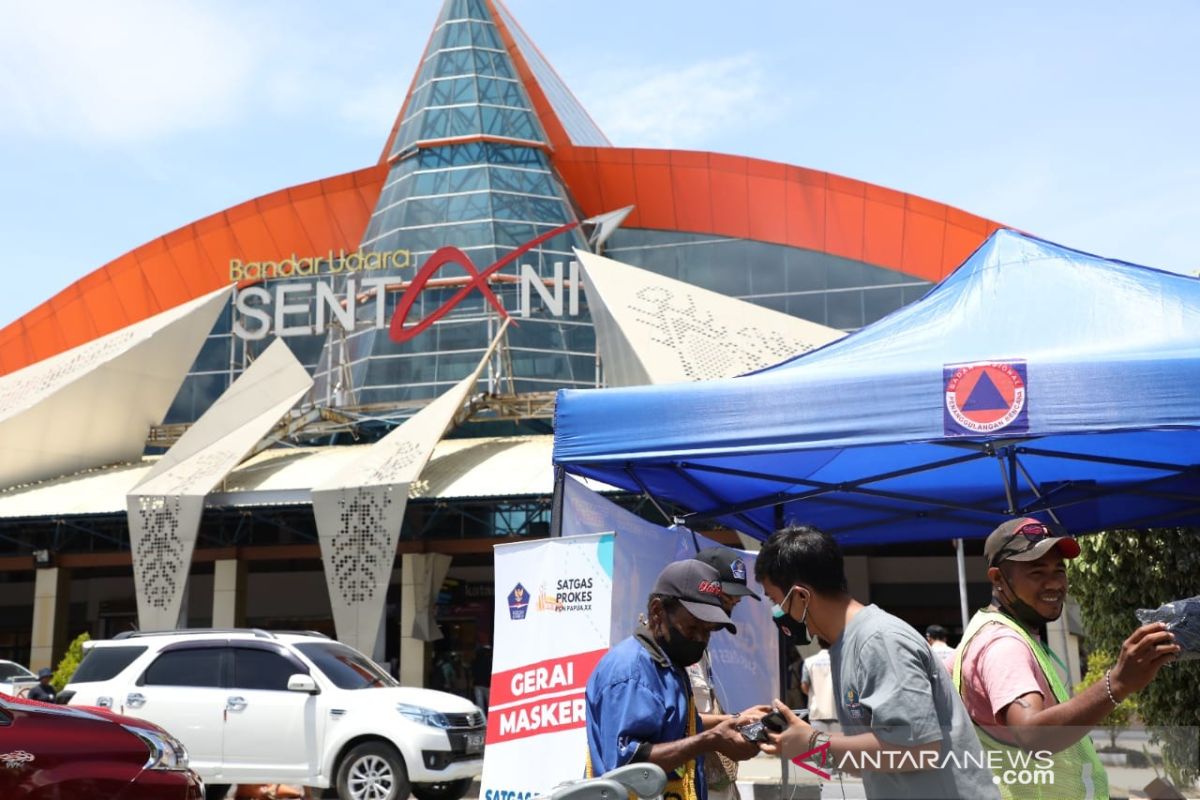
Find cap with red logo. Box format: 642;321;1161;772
984;517;1081;568
694;546;762;601
652;560;737;633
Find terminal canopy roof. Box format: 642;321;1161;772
553;230;1200;544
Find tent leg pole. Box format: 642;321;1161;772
550;466;565;538
778;628;789;795
955;538;970;633
772;503;792;791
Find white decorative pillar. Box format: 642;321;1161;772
399;554;425;687
314;484;409;657
212;558;247;628
29;567;70;671
399;552;452;687
128;494;206;631
126;339;313;632
313;332;503;660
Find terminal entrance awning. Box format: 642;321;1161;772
0;435;575;521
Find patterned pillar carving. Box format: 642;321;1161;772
127;494;206;631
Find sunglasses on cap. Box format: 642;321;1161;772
990;521;1055;566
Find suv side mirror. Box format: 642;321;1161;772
287;674;319;694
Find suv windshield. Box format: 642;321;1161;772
0;663;31;680
294;642;399;690
71;646;148;683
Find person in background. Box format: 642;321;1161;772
472;632;493;712
585;560;763;800
925;624;955;668
27;667;56;703
690;547;762;800
953;518;1179;798
799;647;838;735
754;524;998;800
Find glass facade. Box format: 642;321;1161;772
604;229;932;332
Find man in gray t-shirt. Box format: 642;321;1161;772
832;604;995;799
754;524;998;800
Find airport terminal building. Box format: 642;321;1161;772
1;0;1073;687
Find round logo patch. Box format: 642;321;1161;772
944;362;1027;434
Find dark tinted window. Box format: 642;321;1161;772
71;647;147;683
141;649;222;688
0;664;31;680
294;643;397;690
231;649;300;691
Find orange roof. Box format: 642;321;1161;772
553;147;1005;284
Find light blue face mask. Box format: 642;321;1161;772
770;586;795;622
771;586;810;644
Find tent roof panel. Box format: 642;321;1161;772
554;230;1200;543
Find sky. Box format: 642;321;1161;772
1;1;1197;328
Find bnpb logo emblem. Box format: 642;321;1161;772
943;361;1028;436
507;583;529;621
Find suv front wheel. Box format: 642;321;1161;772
412;778;474;800
336;741;410;800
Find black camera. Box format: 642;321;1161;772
739;709;797;742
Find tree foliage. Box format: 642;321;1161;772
1073;649;1134;750
50;631;90;691
1070;529;1200;787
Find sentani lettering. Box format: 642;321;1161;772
232;278;390;340
227;223;584;340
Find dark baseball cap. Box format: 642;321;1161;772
694;547;762;601
984;518;1081;568
37;667;52;679
653;560;737;633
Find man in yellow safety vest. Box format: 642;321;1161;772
953;518;1180;799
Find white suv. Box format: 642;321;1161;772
63;629;485;800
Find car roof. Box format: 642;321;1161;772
87;629;332;648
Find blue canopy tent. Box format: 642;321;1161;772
553;230;1200;550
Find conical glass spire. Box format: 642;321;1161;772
323;0;593;412
389;0;546;159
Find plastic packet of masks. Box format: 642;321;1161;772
1135;595;1200;661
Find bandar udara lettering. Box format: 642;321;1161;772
229;248;412;281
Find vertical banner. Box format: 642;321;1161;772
560;476;778;716
481;533;614;800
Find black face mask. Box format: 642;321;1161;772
659;621;708;667
772;592;812;646
997;571;1058;629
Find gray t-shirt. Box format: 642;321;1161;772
829;604;998;800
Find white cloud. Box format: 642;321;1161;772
0;1;261;144
574;54;779;149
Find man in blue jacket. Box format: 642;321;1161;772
585;560;760;800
